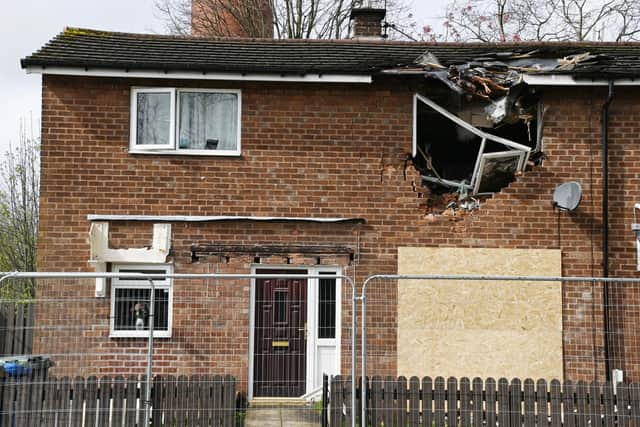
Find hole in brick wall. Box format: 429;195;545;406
413;89;541;216
254;256;261;264
415;94;538;193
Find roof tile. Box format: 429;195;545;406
21;27;640;78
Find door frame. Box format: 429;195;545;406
248;265;342;400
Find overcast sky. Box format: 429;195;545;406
1;0;447;153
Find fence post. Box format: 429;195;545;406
360;292;366;427
144;279;155;426
360;276;376;426
321;374;328;427
351;287;357;427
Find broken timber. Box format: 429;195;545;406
191;244;355;257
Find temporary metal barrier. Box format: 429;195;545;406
0;271;357;427
6;271;639;426
359;274;640;424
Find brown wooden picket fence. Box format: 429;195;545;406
328;375;640;427
0;373;237;426
0;303;34;356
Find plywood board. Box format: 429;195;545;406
397;247;562;380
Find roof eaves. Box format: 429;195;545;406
22;60;382;76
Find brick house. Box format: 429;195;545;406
20;6;640;398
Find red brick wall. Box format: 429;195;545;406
351;9;385;38
38;75;640;382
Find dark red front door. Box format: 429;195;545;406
254;269;307;397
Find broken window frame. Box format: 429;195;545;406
535;101;545;153
473;150;526;195
413;94;531;195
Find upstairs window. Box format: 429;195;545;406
131;88;241;155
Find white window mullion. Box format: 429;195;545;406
169;88;177;150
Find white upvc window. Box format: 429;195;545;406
110;264;173;338
130;88;241;156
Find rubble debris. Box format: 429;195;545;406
397;49;604;215
385;49;610;99
528;151;547;167
415;51;445;69
405;51;610;100
557;52;610;71
402;49;593;211
424;183;481;216
459;197;480;211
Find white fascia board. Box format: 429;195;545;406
415;93;531;152
524;74;640;86
87;214;363;223
26;66;372;84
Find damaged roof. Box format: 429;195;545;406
21;27;640;78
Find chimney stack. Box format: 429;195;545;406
350;7;386;39
191;0;273;38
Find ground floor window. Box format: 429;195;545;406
110;264;173;338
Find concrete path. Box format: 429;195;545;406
244;404;322;426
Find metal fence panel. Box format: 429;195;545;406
0;272;357;426
359;275;640;425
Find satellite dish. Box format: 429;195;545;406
553;181;582;211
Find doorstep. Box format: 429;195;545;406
244;402;321;427
249;397;308;407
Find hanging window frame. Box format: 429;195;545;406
473;150;527;195
413;94;531;195
130;87;242;156
109;263;173;338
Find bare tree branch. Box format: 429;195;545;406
438;0;640;41
156;0;414;39
0;117;40;299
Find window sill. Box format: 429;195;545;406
110;331;172;339
128;149;242;157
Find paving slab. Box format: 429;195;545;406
244;404;321;426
